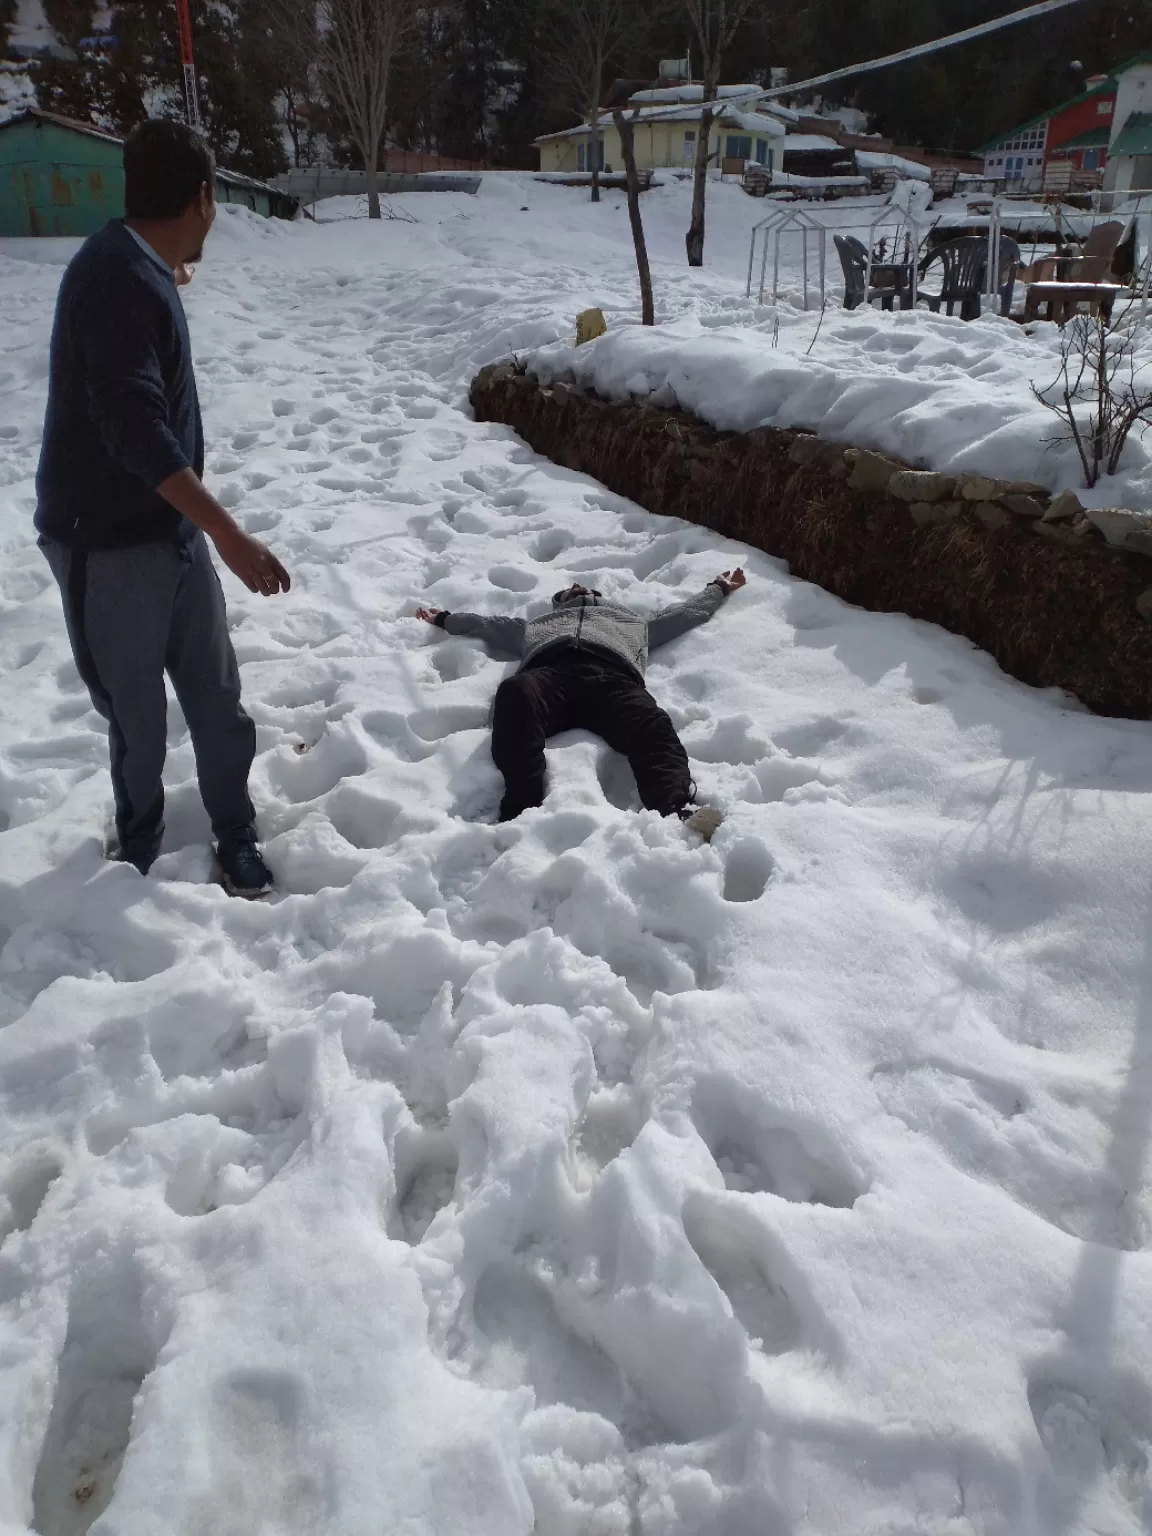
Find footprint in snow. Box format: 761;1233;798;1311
32;1269;156;1536
1028;1372;1152;1523
530;529;574;563
682;1193;804;1355
465;1260;664;1447
722;841;776;903
0;1143;64;1246
690;1076;864;1208
387;1129;458;1243
487;564;537;593
570;1086;645;1190
772;714;850;756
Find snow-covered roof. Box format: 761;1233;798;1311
630;84;760;104
725;110;787;137
782;133;845;153
535;100;788;144
627;83;800;123
854;149;931;182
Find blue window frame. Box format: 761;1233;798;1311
754;138;768;164
725;135;753;161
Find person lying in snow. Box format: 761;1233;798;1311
416;569;747;837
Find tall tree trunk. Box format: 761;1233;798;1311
365;145;382;218
590;114;600;202
685;96;715;268
613;109;654;325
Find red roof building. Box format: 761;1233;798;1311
978;76;1116;187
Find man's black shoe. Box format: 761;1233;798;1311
217;840;275;899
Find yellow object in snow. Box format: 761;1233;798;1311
575;308;607;345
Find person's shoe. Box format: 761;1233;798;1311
104;839;157;875
216;840;275;899
680;805;724;842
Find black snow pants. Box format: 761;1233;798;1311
40;531;257;868
491;648;692;822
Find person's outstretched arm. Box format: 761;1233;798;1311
415;605;527;657
648;568;746;650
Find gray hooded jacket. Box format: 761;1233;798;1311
438;582;727;679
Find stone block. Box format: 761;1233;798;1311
1031;519;1090;551
1042;490;1083;523
575;307;607;345
960;476;1003;501
888;470;956;504
1003;480;1048;496
846;448;904;492
1086;507;1152;550
974;502;1013;531
1000;493;1047;520
909;500;964;526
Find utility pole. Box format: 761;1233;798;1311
174;0;202;133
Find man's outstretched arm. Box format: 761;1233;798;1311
648;568;746;650
416;606;527;657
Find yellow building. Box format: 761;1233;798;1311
534;87;789;175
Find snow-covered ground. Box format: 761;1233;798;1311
2;174;1152;1536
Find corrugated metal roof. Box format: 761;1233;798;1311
1055;125;1111;151
1110;112;1152;157
0;109;294;206
0;107;122;145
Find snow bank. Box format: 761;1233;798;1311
526;312;1152;505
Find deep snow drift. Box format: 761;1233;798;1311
1;175;1152;1536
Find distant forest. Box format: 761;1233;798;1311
3;0;1150;177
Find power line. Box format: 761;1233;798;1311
742;0;1085;106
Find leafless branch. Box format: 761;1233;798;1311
265;0;424;217
682;0;761;266
1032;297;1152;488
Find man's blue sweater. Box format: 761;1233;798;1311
35;219;202;549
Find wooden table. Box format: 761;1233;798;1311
869;261;916;309
1024;281;1127;324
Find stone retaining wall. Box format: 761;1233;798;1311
470;362;1152;720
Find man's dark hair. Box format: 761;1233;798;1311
124;119;215;220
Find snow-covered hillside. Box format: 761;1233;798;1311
1;177;1151;1536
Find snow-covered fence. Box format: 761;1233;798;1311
471;361;1152;719
271;169;482;204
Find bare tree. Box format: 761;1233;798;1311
541;0;656;203
267;0;423;218
1032;299;1152;487
612;104;654;323
682;0;757;266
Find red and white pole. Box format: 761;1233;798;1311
174;0;202;133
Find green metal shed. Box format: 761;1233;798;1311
0;109;298;237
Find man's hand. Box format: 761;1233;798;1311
174;263;195;288
714;567;746;596
416;606;443;624
212;525;291;596
156;469;290;596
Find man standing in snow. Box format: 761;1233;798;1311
35;120;289;897
416;570;747;834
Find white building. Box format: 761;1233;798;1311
534;85;793;176
1104;55;1152;196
